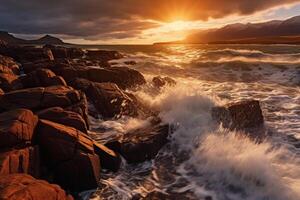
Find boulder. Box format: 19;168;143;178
0;88;3;95
20;68;67;88
0;86;82;113
93;141;121;172
36;120;100;191
0;45;54;63
44;45;84;59
0;109;38;149
152;76;176;89
0;146;40;177
86;50;123;61
72;79;138;118
212;100;265;136
0;174;73;200
37;107;88;133
0;54;19;74
106;124;170;163
0;72;22;92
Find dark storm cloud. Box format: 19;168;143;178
0;0;299;40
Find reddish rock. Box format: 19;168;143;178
152;76;176;89
86;50;123;61
106;124;170;163
0;72;22;92
0;54;19;74
0;45;54;63
0;86;81;112
93;141;121;172
20;68;66;88
212;100;265;137
36;120;100;191
0;174;73;200
0;109;38;149
37;107;88;133
0;88;3;95
0;146;40;177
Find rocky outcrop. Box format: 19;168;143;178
212;100;265;137
0;174;73;200
0;109;38;149
36;119;100;191
152;76;176;89
37;107;88;133
20;68;67;89
86;50;123;61
0;86;83;113
106;124;170;163
0;46;54;63
0;146;40;177
44;45;84;59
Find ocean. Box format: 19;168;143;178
81;44;300;200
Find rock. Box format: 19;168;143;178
0;86;82;112
0;72;22;92
106;124;170;163
152;76;176;88
86;50;123;61
93;141;121;172
0;146;40;177
72;79;138;118
124;60;137;65
0;55;19;74
0;109;38;149
21;60;146;89
0;45;54;63
36;120;100;191
20;68;67;88
0;88;3;95
212;100;265;137
37;107;88;133
0;174;73;200
44;45;84;59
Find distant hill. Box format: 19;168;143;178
0;31;65;45
182;15;300;44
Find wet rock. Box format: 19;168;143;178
0;86;82;112
152;76;176;88
93;141;121;172
0;45;54;63
0;109;38;149
0;146;40;177
0;88;3;95
212;100;264;136
20;68;67;88
106;124;170;163
124;60;137;65
0;174;73;200
86;50;123;61
37;107;88;134
36;119;100;191
44;45;84;59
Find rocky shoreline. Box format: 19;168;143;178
0;42;265;200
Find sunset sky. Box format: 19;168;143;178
1;0;300;44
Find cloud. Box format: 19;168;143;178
0;0;299;40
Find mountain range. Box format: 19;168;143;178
0;31;65;45
158;15;300;44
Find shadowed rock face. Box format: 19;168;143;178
0;174;74;200
106;124;170;163
44;45;84;59
212;100;265;138
37;107;88;134
86;50;123;61
0;109;38;149
0;146;40;177
36;119;100;191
